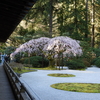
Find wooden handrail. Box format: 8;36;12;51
3;61;36;100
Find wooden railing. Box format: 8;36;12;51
3;61;36;100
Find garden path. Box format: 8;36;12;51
0;63;15;100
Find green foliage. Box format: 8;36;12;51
82;59;91;67
91;57;99;65
4;0;100;49
57;0;90;41
17;26;28;36
93;48;100;57
30;57;41;67
66;59;86;70
14;53;22;63
15;54;21;63
21;56;49;68
4;46;16;55
22;58;30;64
93;57;100;67
80;41;94;64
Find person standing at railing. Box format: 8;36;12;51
4;54;10;63
0;53;5;64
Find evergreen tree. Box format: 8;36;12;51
7;0;100;48
57;0;90;41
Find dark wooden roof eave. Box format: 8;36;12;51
0;0;37;42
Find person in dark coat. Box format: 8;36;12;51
4;55;10;63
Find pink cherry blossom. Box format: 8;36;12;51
11;36;82;60
11;37;50;57
43;36;82;58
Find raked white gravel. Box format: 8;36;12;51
20;66;100;100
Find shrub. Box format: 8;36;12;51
30;57;40;67
20;56;49;68
83;60;91;67
94;59;100;68
82;58;91;67
80;41;95;65
93;48;100;57
66;59;86;70
20;57;28;64
91;57;100;65
24;58;30;64
30;56;49;68
14;53;21;63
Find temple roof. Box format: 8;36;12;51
0;0;36;42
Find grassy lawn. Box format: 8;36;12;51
51;83;100;93
13;68;36;74
48;73;75;77
31;67;57;70
9;62;57;74
9;62;36;74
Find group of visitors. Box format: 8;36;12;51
0;53;10;63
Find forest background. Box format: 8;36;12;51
0;0;100;69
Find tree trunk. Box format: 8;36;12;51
61;53;63;70
49;0;53;38
74;0;78;33
49;59;54;68
91;0;95;47
85;0;88;39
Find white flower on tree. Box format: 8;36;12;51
43;36;82;58
27;37;50;56
11;36;82;68
43;36;82;67
11;37;50;57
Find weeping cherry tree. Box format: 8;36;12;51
43;36;83;68
11;36;82;68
